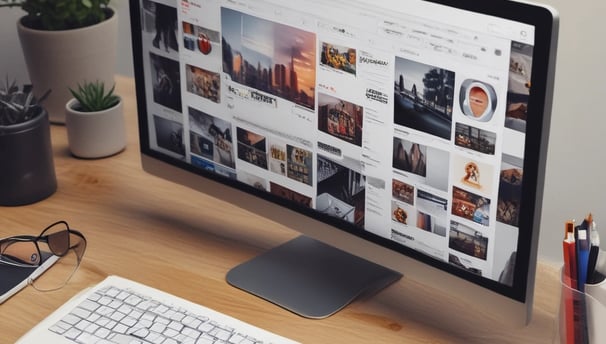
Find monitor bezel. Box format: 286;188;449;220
130;0;558;325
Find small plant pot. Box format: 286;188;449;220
65;98;126;158
0;109;57;206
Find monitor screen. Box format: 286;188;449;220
130;0;558;325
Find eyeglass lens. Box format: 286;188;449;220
43;224;71;257
0;240;41;266
33;222;87;292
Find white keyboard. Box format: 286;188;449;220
16;276;298;344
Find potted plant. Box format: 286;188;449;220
65;80;126;158
0;0;118;123
0;77;56;206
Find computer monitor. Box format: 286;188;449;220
129;0;558;326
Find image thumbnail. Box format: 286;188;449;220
392;179;414;205
506;41;533;133
452;186;491;226
269;140;287;176
459;79;497;122
182;21;220;56
286;145;313;186
270;182;312;208
152;115;184;156
237;170;268;191
393;138;427;177
236;127;268;169
449;221;488;260
454;122;496;155
417;211;447;237
186;65;220;103
449;253;482;275
416;189;448;236
497;154;524;226
142;1;178;53
452;156;494;193
318;93;363;146
317;155;365;226
188;107;234;168
221;8;316;110
391;200;411;225
394;57;455;140
150;53;182;112
320;42;356;75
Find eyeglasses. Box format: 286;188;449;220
0;221;87;291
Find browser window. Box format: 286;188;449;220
141;0;537;285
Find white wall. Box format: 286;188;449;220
1;1;604;264
532;0;606;264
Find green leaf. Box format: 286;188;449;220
69;80;118;112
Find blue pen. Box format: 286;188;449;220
576;228;590;292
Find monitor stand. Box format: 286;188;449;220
226;235;402;319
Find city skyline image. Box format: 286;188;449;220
221;8;316;110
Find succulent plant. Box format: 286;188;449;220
0;77;50;126
69;80;120;112
0;0;112;31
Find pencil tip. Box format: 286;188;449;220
565;220;575;236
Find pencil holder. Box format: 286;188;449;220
558;267;606;343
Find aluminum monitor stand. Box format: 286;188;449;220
227;235;402;319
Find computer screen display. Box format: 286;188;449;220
130;0;557;324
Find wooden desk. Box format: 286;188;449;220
0;75;562;343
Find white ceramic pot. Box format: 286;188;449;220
17;9;118;124
65;98;126;158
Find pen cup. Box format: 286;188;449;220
558;267;606;343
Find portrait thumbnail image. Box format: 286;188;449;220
459;79;497;122
393;138;427;177
150;53;182;113
152;115;185;156
453;156;495;194
505;41;533;133
320;42;356;76
188;107;234;168
317;93;363;147
221;7;317;111
142;0;178;53
416;190;448;237
394;57;455;141
317;155;366;226
185;64;221;103
268;139;287;176
392;137;450;192
497;154;524;227
286;145;313;186
182;21;220;56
